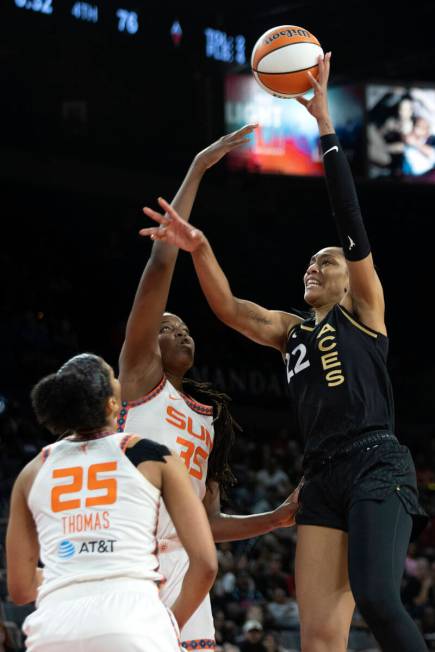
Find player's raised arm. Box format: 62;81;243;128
119;125;258;396
297;52;386;335
140;198;302;353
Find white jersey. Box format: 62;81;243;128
28;433;163;604
117;376;214;541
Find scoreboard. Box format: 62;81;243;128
13;1;144;36
1;1;250;171
8;0;247;61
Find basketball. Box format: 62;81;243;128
251;25;323;99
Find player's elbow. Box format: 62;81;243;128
7;581;35;605
202;558;219;585
192;550;218;583
10;592;33;606
219;297;249;331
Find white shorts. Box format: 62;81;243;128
23;578;182;652
158;542;215;650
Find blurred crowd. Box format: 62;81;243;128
208;427;435;651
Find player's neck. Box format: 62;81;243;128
71;417;117;440
314;295;353;323
314;302;336;324
69;429;114;442
165;371;184;391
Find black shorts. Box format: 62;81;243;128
296;431;428;541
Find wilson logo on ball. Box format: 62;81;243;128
264;28;311;44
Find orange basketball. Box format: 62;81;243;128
251;25;323;99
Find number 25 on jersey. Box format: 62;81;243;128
51;462;117;513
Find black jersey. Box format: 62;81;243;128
285;304;394;455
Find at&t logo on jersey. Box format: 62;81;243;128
57;540;76;559
78;539;116;554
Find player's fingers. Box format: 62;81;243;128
319;52;331;86
307;70;321;90
235;122;258;135
140;228;168;241
142;207;170;225
225;123;258;143
138;227;160;237
323;51;331;82
296;96;310;108
151;230;168;241
316;53;326;81
229;137;252;148
157;197;182;222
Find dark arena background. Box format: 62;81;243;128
1;1;435;650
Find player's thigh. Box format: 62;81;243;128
296;525;355;637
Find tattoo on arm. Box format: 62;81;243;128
247;310;272;325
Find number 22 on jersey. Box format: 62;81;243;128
285;343;310;383
51;462;118;513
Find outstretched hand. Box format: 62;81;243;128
296;51;331;120
140;197;205;252
270;484;302;529
194;123;258;170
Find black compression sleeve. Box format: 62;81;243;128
125;438;170;466
320;133;371;261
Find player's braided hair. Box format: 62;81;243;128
182;378;240;496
